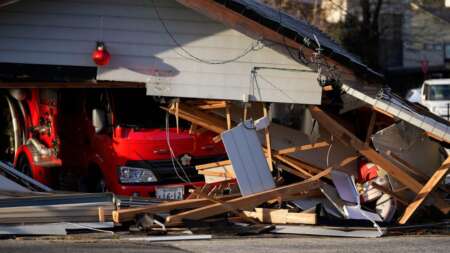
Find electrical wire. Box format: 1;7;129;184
165;112;193;186
326;135;334;167
275;2;342;88
276;4;311;66
151;0;265;65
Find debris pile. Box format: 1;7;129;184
111;99;449;238
0;97;449;239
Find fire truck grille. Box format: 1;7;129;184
124;156;227;184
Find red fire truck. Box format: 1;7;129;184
0;88;225;199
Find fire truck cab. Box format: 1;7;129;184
0;88;225;199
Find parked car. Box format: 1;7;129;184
0;88;225;199
406;79;450;120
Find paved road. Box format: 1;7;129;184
1;235;449;253
163;235;450;253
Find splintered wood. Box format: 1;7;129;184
165;169;330;225
243;208;317;225
111;101;450;229
308;106;450;222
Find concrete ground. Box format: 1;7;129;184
1;235;449;253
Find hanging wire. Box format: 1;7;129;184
326;135;334;168
151;0;265;65
165;111;193;186
275;3;342;88
276;4;311;66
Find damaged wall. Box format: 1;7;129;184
0;0;321;104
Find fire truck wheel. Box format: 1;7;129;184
17;155;33;177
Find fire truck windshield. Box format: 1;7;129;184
112;89;168;129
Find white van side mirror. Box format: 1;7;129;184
92;109;107;133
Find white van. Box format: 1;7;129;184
406;79;450;120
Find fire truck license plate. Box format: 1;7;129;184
155;186;184;200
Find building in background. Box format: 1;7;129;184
268;0;450;94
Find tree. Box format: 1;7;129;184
262;0;387;70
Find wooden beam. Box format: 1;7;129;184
226;102;232;130
365;110;377;145
198;170;235;178
112;195;238;223
275;141;329;155
398;157;450;224
243;208;316;225
165;168;331;225
196;160;231;170
175;101;180;133
197;101;227;110
274;153;323;175
308;106;449;214
162;103;227;134
263;104;273;171
273;154;314;178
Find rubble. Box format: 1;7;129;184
0;0;448;242
0;97;449;239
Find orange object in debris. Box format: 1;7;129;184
358;162;379;183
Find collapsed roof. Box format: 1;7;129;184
177;0;449;143
210;0;383;81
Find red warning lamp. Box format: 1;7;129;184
92;41;111;66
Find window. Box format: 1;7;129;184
425;84;450;101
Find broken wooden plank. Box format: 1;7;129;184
263;104;273;171
398;157;450;224
243;208;316;225
196;160;231;170
308;106;449;214
165;168;331;225
197;101;227;110
274;154;324;176
112;195;238;223
226;102;232;130
274;154;314;178
275;141;329;155
162;103;227;134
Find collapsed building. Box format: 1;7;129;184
0;0;448;238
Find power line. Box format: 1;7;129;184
150;0;265;65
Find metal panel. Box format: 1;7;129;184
273;225;384;238
0;161;52;192
221;122;275;196
0;222;114;235
371;121;444;178
341;83;450;143
0;175;30;193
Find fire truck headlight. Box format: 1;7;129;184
119;166;158;183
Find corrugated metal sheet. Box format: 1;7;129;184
221;122;275;196
213;0;383;80
341;83;450;143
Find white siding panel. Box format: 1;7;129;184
0;0;321;104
